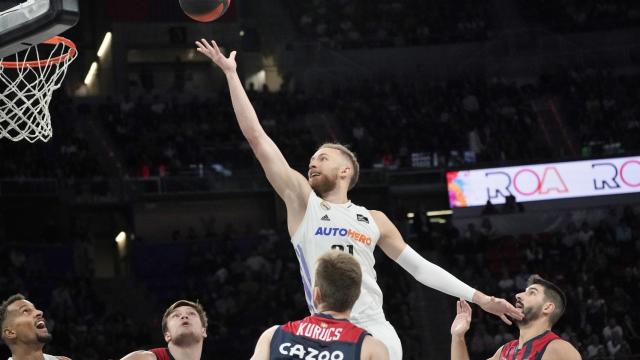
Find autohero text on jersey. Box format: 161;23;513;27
314;227;372;246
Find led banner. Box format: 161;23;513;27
447;156;640;208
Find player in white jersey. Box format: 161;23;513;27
196;39;524;360
0;294;71;360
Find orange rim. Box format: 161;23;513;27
0;36;77;68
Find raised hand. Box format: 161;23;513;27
477;295;523;325
451;299;473;337
195;39;237;74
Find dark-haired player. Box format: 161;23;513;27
0;294;71;360
450;275;582;360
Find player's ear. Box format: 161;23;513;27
164;330;172;343
3;327;16;341
340;162;351;176
312;287;321;308
202;327;207;338
542;301;555;316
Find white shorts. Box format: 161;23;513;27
352;317;402;360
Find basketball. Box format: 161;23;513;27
179;0;231;22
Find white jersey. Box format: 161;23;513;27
9;355;58;360
291;191;385;322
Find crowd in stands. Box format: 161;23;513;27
0;67;639;187
285;0;640;48
518;0;640;33
3;202;638;358
100;66;638;177
545;67;640;157
286;0;640;49
0;93;104;180
287;0;489;49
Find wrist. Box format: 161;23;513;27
472;291;490;305
452;333;467;342
224;69;239;78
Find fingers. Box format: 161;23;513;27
512;311;524;320
195;39;216;53
502;301;524;320
462;299;472;314
195;39;214;56
210;40;221;54
500;314;512;325
194;39;237;61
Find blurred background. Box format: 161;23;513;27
0;0;639;358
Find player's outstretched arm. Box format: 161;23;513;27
361;336;389;360
196;40;311;219
250;325;278;360
372;210;523;324
119;351;157;360
450;299;472;360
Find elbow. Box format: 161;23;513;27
244;128;264;144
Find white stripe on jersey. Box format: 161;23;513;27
291;191;385;322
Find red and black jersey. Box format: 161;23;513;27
499;330;561;360
149;348;175;360
270;313;370;359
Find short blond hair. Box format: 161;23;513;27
315;250;362;312
319;143;360;190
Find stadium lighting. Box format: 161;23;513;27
83;61;98;85
97;32;112;59
115;231;126;244
406;212;415;219
429;218;447;224
426;210;453;217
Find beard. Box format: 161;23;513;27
515;303;543;327
310;173;338;196
36;332;53;344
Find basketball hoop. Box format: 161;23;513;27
0;36;77;142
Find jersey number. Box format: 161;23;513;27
331;244;354;255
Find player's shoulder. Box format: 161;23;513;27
542;339;581;360
263;324;279;337
119;350;158;360
368;209;387;220
362;335;389;360
487;345;504;360
368;210;393;228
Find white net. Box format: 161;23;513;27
0;37;77;142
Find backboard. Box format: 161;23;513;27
0;0;79;58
